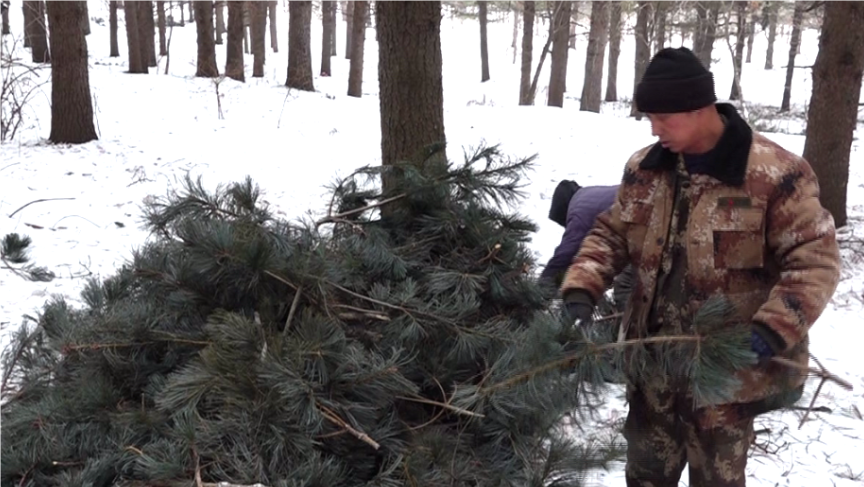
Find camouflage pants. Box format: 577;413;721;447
623;382;755;487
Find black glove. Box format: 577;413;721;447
565;301;595;326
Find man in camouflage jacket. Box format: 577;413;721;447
560;47;841;486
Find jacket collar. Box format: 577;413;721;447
638;103;754;187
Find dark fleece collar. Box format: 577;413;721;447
638;103;753;187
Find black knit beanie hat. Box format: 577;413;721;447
634;47;717;114
548;180;581;227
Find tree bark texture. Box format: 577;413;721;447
268;1;278;52
801;1;864;228
141;1;157;67
215;0;225;44
109;0;120;57
780;2;804;112
547;1;571;107
45;1;97;144
652;1;666;53
764;1;777;70
330;2;337;56
286;1;314;91
225;0;245;81
22;0;32;47
729;1;746;100
124;1;145;73
479;1;490;82
580;0;609;113
250;0;266;77
375;1;446;195
605;1;622;102
344;0;354;59
518;0;534;105
347;1;368;97
194;0;218;77
81;1;90;35
24;1;49;63
321;0;335;76
630;0;650;117
157;1;167;55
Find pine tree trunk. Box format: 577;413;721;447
194;0;218;77
22;1;32;47
215;0;225;44
143;1;157;67
729;1;746;100
764;1;777;70
802;1;864;228
45;1;97;144
580;0;609;113
321;0;334;76
25;1;49;63
780;2;804;112
547;1;571;107
630;0;650;117
652;1;666;52
344;1;353;60
330;2;337;55
745;10;755;63
375;1;446;195
81;2;90;35
157;1;167;55
125;1;145;73
518;0;534;105
135;3;149;69
225;0;245;81
268;1;278;52
286;1;314;91
693;1;718;69
250;0;266;77
478;1;490;82
1;1;10;35
605;1;622;102
347;1;367;97
109;1;120;57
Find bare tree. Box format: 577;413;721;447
157;1;167;55
250;0;266;77
729;1;746;100
375;1;446;196
286;1;314;91
569;2;578;49
547;1;572;107
330;2;337;55
24;1;49;63
194;0;218;77
605;1;622;102
780;1;805;112
693;1;718;69
243;3;250;54
344;1;354;60
125;1;145;73
764;1;777;70
2;0;10;35
511;2;520;64
745;6;755;63
215;0;225;44
479;1;490;82
268;1;278;52
518;1;534;105
348;1;368;97
580;0;609;112
225;0;245;82
188;0;193;21
801;2;864;228
141;1;157;68
630;1;650;118
45;1;96;144
109;0;120;57
653;1;666;52
321;0;335;76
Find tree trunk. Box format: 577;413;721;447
605;1;622;102
518;1;534;105
250;0;266;77
194;0;218;77
2;0;10;35
693;1;718;69
268;1;278;52
109;1;120;57
45;1;97;144
286;1;314;91
780;2;805;112
157;1;167;55
568;2;577;50
375;1;446;196
729;1;746;100
180;0;185;24
22;1;32;47
580;0;609;112
24;1;49;63
652;1;666;53
802;1;864;228
243;3;250;54
330;2;337;56
188;0;193;21
225;0;245;81
215;0;225;44
547;1;571;107
479;1;490;82
344;1;354;60
764;1;777;70
630;0;650;117
81;1;90;35
142;1;157;67
321;1;334;76
347;1;368;96
511;3;519;64
125;1;145;73
745;9;755;63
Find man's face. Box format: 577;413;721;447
646;111;700;154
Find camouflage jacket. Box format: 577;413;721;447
561;103;841;409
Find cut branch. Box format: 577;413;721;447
8;198;76;218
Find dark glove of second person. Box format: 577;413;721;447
565;301;595;326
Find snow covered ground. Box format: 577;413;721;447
2;2;862;486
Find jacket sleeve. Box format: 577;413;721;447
751;157;841;352
541;210;593;288
559;182;631;305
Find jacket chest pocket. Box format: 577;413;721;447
712;208;765;269
620;201;653;261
